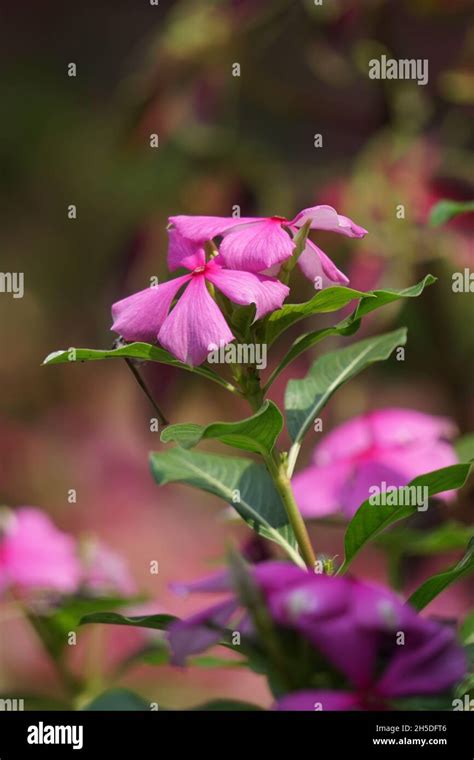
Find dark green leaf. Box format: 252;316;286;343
190;699;264;711
80;612;177;630
83;688;151;711
339;464;472;574
408;538;474;611
265;276;435;390
161;400;283;457
43;343;234;392
285;328;406;444
149;448;303;566
265;286;368;346
376;521;474;556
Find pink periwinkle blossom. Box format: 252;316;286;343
0;507;82;596
168;561;466;710
169;204;367;286
292;408;458;519
112;231;289;366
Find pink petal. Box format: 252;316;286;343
158;275;234;366
275;690;360;711
169;215;261;242
167;230;206;272
111;275;191;343
340;460;410;518
206;262;289;319
290;205;368;238
292;460;353;518
0;508;81;595
364;408;457;448
219;219;294;272
374;441;458;502
297;239;349;287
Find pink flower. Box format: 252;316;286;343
0;507;81;596
169;204;367;285
168;561;466;708
80;539;136;597
292;408;458;519
112;232;289;366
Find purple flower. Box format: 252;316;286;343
292;408;458;519
112;232;289;366
168;561;466;709
0;507;82;596
169;204;367;285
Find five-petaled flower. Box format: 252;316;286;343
112;231;289;366
168;561;466;711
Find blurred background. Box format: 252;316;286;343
0;0;473;708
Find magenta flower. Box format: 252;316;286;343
169;204;367;285
112;232;289;366
292;408;458;519
0;507;81;596
168;561;466;709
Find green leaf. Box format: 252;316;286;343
428;199;474;227
190;699;264;711
190;655;247;669
83;688;151;711
285;328;406;444
264;276;435;390
80;611;178;630
29;595;137;658
149;448;304;566
408;538;474;611
339;464;472;574
345;275;436;322
43;342;235;393
265;286;368;346
455;434;474;464
377;521;474;556
161;400;283;457
460;612;474;645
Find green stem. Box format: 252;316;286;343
125;359;169;428
241;366;316;570
264;453;316;570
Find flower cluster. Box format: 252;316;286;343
0;507;135;598
168;561;466;710
112;205;367;365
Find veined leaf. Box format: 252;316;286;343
408;538;474;611
43;343;235;393
149;448;304;567
265;286;368;346
264;276;435;390
161;400;283;457
285;328;406;444
339;464;472;574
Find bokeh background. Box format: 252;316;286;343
0;0;473;708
